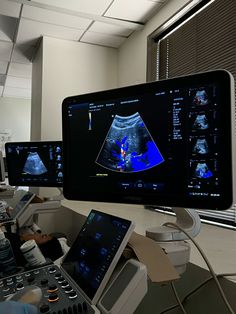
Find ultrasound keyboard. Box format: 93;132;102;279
0;265;99;314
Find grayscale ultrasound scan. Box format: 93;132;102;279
193;138;209;155
193;114;209;130
96;112;164;172
23;152;47;175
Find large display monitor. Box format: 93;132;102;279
62;70;235;210
5;141;63;187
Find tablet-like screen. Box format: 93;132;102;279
62;210;134;304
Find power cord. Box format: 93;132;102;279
170;281;186;314
163;222;235;314
160;273;236;314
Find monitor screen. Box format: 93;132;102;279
62;209;135;304
5;141;63;187
62;70;235;210
0;151;5;182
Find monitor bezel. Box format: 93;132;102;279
5;140;63;187
62;70;235;210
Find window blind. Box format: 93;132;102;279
147;0;236;227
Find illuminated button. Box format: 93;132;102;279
6;279;14;286
57;276;65;283
40;304;50;313
48;267;56;274
3;286;10;292
34;270;40;274
64;286;73;293
25;272;31;277
68;291;77;299
48;293;59;303
16;276;23;282
61;281;69;288
16;282;24;290
47;284;58;293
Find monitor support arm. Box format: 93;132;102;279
146;208;201;274
44;188;64;201
146;207;201;242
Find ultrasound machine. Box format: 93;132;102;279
0;141;63;228
0;69;235;313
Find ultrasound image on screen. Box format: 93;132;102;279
23;152;47;175
193;138;209;155
194;162;213;179
192;90;209;106
192;114;209;130
96;112;164;172
5;141;63;187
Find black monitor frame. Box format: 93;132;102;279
5;141;63;187
62;70;235;210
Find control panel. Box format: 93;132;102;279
0;265;98;314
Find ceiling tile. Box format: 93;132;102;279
0;15;18;42
0;0;21;18
89;21;133;37
3;86;31;99
30;0;113;15
5;76;31;89
16;18;84;45
22;5;92;30
0;61;8;74
12;44;36;64
81;31;125;48
8;63;32;78
105;0;160;23
0;41;13;62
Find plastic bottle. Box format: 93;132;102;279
0;229;17;277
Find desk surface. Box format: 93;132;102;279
62;200;236;276
135;263;236;314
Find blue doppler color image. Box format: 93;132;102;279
96;112;164;172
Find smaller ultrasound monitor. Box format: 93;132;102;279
5;141;63;187
62;209;135;305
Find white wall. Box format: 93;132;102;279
31;36;118;141
31;39;43;141
117;0;190;86
0;97;31;148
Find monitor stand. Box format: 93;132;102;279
146;208;201;274
17;187;64;228
43;187;64;201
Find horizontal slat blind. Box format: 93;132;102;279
152;0;236;226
